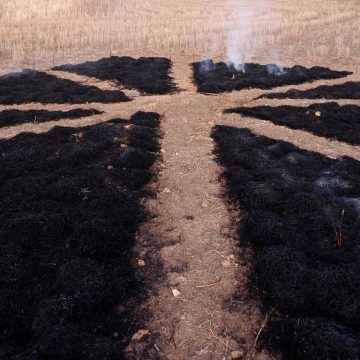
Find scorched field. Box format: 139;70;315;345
1;1;360;360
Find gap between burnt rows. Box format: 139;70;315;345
0;109;103;128
0;111;164;360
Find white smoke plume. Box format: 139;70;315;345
225;1;256;69
202;0;285;75
266;48;285;75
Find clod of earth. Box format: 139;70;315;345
230;349;245;359
72;131;84;141
222;260;232;269
172;289;181;297
131;329;150;341
137;259;146;267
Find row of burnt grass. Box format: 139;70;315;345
212;126;360;360
0;111;161;359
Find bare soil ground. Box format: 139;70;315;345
1;55;360;359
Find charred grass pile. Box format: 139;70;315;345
0;112;161;359
0;70;130;105
212;126;360;360
260;81;360;100
225;102;360;146
53;56;177;95
192;60;351;94
0;108;103;128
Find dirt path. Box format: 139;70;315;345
124;61;277;360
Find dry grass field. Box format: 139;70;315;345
1;0;360;70
1;1;360;360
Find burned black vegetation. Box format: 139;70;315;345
53;56;177;95
0;70;130;105
260;81;360;100
0;108;103;128
0;112;161;360
212;126;360;360
192;60;351;93
225;102;360;145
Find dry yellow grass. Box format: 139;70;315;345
0;0;359;68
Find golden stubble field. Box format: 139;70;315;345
1;0;360;70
